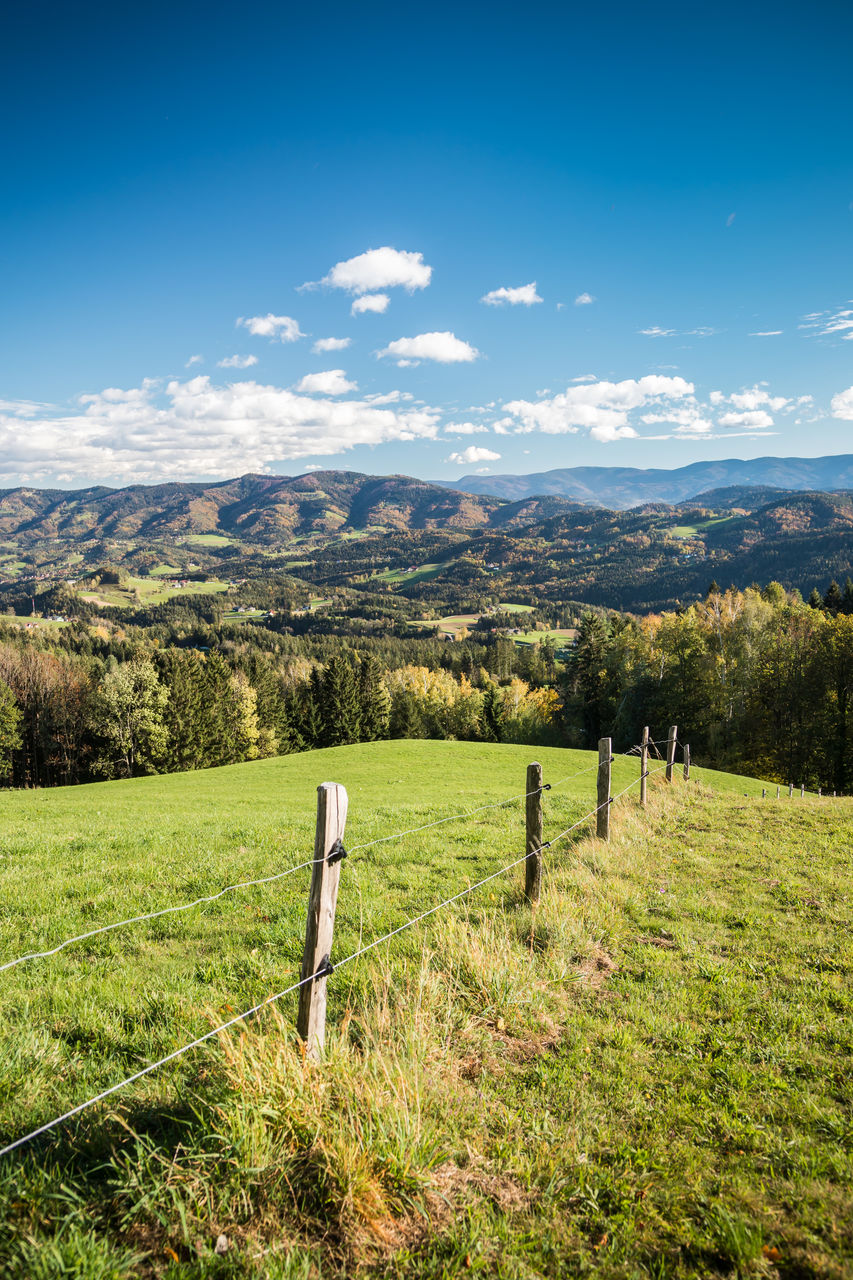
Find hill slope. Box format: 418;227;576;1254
0;471;583;545
0;742;849;1275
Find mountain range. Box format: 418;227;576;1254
0;472;584;545
445;454;853;508
2;456;853;549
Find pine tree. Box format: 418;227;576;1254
824;580;843;614
358;655;390;741
481;683;504;743
155;649;210;771
390;690;424;739
842;578;853;615
808;588;823;609
320;654;361;746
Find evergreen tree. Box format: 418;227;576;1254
390;690;424;739
0;679;21;781
358;654;390;741
564;612;613;745
155;649;211;771
320;654;361;746
481;683;504;742
808;588;823;609
823;580;843;614
842;578;853;615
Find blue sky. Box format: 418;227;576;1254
1;0;851;488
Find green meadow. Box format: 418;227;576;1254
0;742;849;1276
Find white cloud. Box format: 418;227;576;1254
377;331;479;366
295;369;357;396
726;212;736;227
304;247;432;295
312;336;351;353
718;410;774;428
352;293;390;316
443;421;488;435
571;374;597;383
727;387;789;412
800;306;853;340
0;399;53;417
641;407;713;435
185;354;203;367
831;386;853;420
749;330;783;337
640;325;717;338
447;446;501;465
481;282;542;307
239;314;304;342
709;387;789;430
500;375;693;440
574;292;596;305
0;376;440;485
217;354;258;369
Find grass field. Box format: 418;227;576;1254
671;516;737;540
511;626;577;645
0;742;849;1277
79;577;230;608
370;563;447;586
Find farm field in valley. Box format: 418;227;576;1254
0;741;849;1277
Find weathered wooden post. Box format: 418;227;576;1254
788;783;793;798
683;744;690;781
525;762;544;904
818;786;822;798
800;784;805;799
762;788;766;799
640;725;649;808
297;782;348;1061
776;786;780;799
597;737;611;840
665;725;678;782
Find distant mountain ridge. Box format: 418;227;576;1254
0;471;586;545
445;455;853;509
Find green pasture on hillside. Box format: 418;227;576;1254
370;562;446;586
0;741;849;1276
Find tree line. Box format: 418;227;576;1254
2;578;853;792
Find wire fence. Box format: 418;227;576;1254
0;727;820;1160
0;756;607;977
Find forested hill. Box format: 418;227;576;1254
0;472;585;545
447;454;853;508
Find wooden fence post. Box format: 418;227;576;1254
800;784;805;799
683;744;690;781
788;783;793;798
776;786;780;799
665;725;678;782
597;737;611;840
525;762;544;904
762;788;766;799
640;725;649;808
297;782;348;1061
